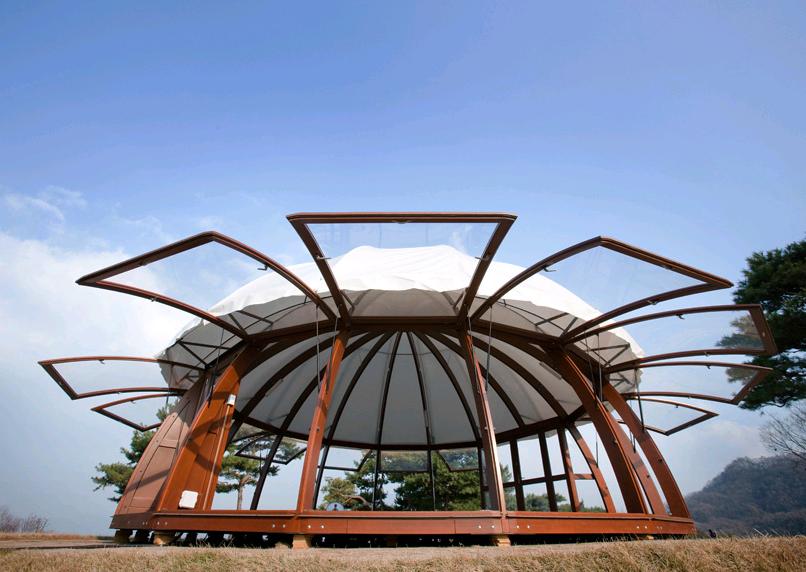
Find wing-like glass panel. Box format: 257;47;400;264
576;307;770;367
109;241;273;312
41;357;200;398
93;394;178;431
309;221;497;261
614;398;716;435
233;431;274;461
610;362;768;404
301;219;501;317
473;239;729;339
79;233;330;338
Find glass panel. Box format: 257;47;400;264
322;447;370;471
232;431;273;461
48;358;200;397
504;486;518;511
618;398;713;435
572;423;627;512
578;308;765;366
253;446;307;510
543;432;565;478
553;480;572;512
317;469;370;511
522;483;550;511
575;480;606;512
475;244;708;331
431;451;481;511
438;448;479;472
109;240;312;319
516;437;544;479
379;451;428;473
307;221;498;316
423;335;479;430
471;336;562;424
309;221;497;261
268;437;306;465
610;363;761;403
98;394;177;430
497;443;514;484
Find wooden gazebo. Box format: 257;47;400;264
40;213;776;547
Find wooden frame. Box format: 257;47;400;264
38;212;784;545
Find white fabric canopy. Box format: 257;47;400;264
159;245;643;447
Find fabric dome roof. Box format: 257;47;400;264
158;245;641;449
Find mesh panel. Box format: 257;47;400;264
329;335;396;444
381;334;427;445
410;335;477;444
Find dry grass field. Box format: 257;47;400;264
0;533;105;542
1;536;805;572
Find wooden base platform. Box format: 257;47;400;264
112;509;695;547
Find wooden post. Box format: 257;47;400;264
156;346;260;511
295;330;350;512
461;331;506;512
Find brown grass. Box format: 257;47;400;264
0;532;104;542
1;536;804;571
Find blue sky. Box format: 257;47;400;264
1;2;804;533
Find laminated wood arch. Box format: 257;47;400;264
39;212;778;545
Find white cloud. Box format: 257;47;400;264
0;231;193;533
2;186;87;224
0;231;188;361
110;213;175;245
40;185;87;209
4;193;66;222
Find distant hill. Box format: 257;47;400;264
686;455;806;535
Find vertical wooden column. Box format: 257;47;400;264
509;440;525;510
603;384;690;518
156;346;260;511
538;432;558;511
548;349;648;514
461;331;506;512
295;330;350;512
557;429;580;511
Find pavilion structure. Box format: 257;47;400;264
40;213;776;547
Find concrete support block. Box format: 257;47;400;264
292;534;312;550
152;532;177;546
491;535;511;547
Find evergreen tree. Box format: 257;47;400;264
93;407;295;508
726;238;806;408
